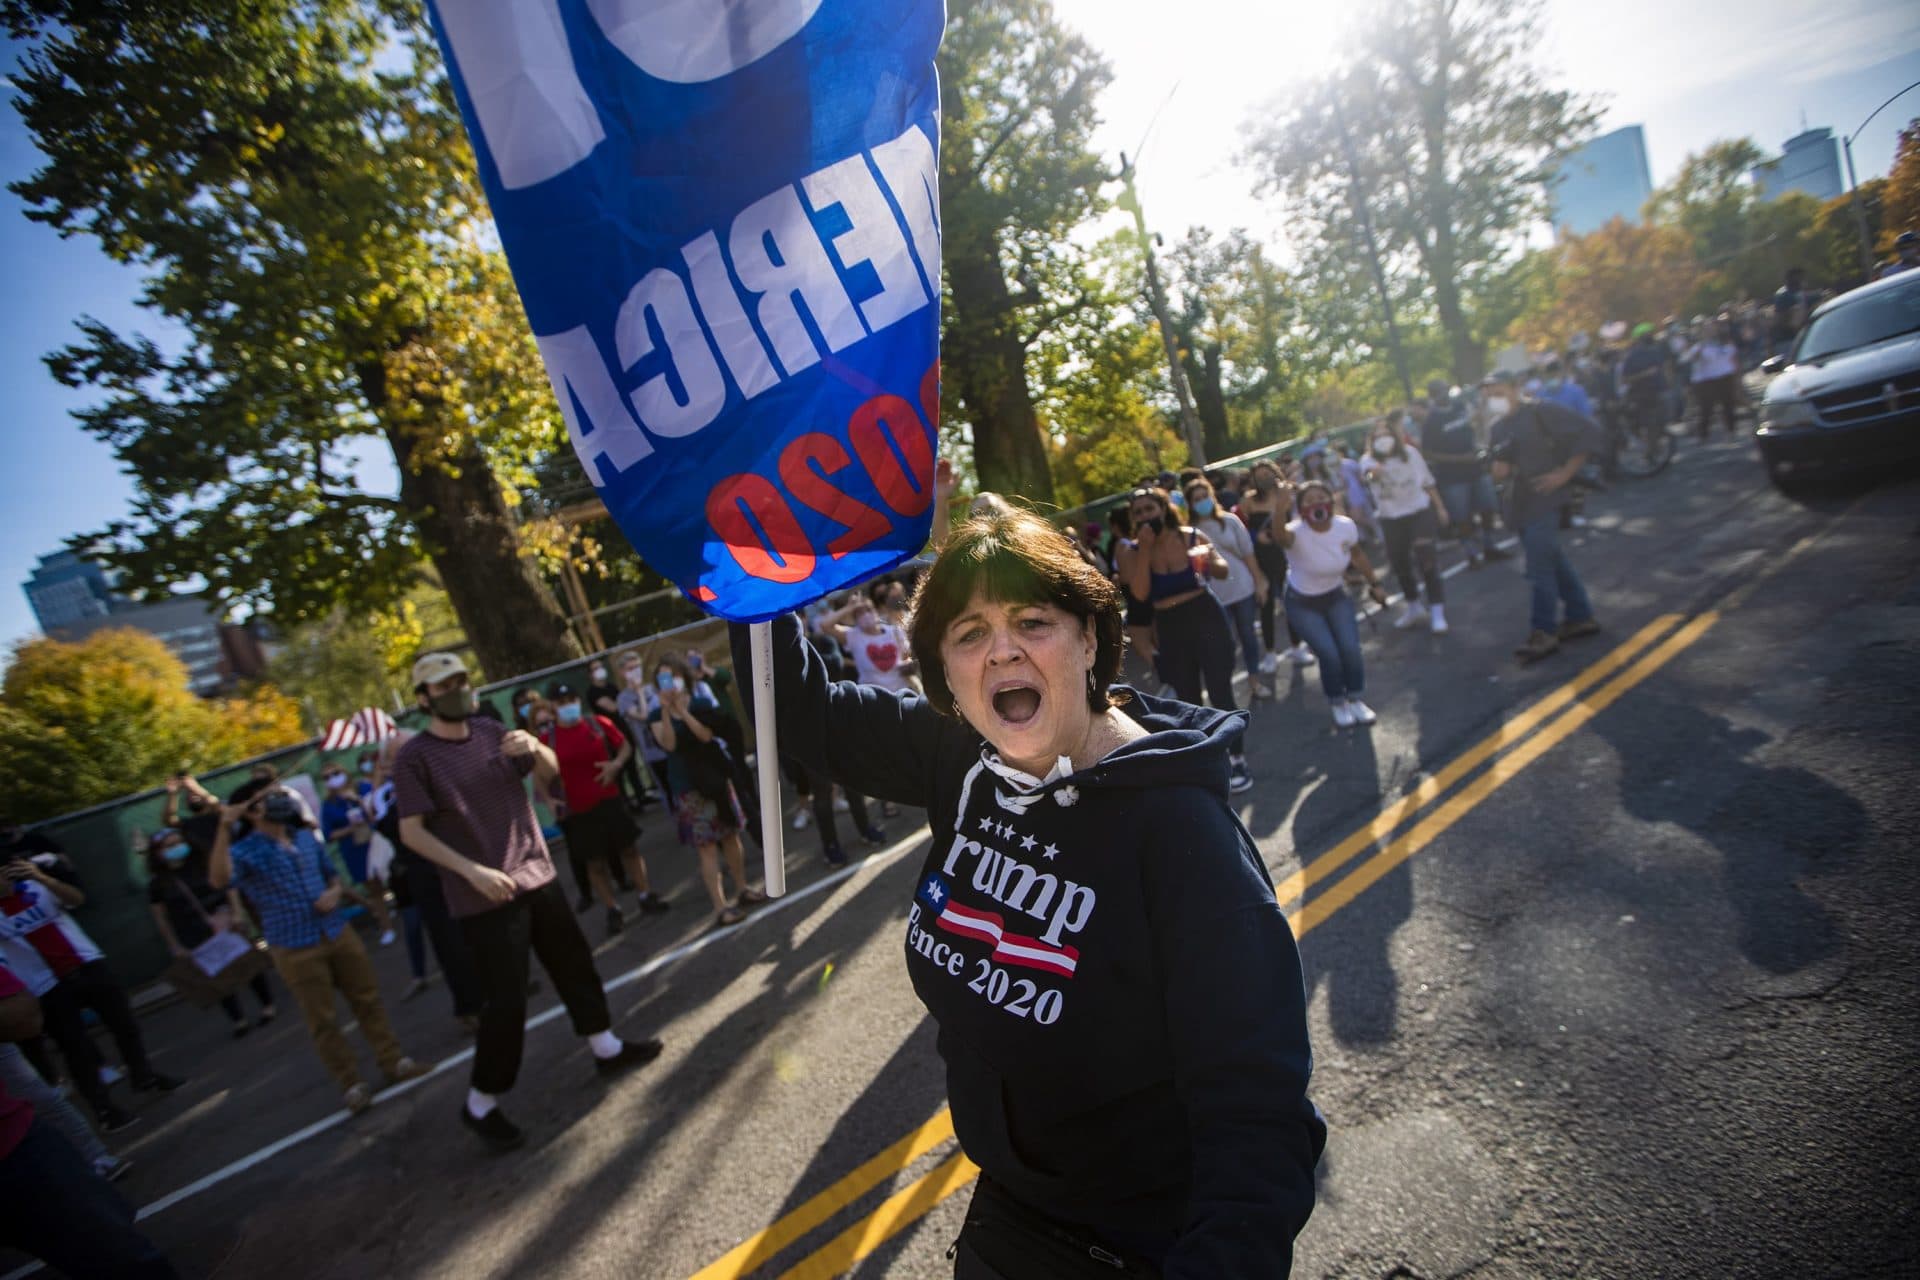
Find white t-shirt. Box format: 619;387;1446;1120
1285;515;1360;597
848;623;914;692
1363;449;1436;520
1687;341;1738;382
1196;512;1258;606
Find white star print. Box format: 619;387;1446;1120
1019;834;1037;851
1041;843;1059;860
979;816;994;832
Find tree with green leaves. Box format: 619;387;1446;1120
0;629;304;822
938;0;1114;505
1164;228;1314;459
1242;0;1597;383
4;0;578;680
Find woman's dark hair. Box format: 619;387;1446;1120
145;830;195;879
908;509;1125;718
655;652;693;684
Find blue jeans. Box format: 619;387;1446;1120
1285;586;1364;700
1440;474;1500;552
1519;513;1593;635
1219;593;1265;677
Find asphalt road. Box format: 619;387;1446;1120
10;431;1917;1280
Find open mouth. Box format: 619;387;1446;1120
990;683;1042;726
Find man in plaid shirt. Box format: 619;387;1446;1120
210;778;429;1114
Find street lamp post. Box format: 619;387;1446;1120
1843;79;1920;282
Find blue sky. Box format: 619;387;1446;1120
3;2;1918;654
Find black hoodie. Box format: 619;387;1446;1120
734;615;1324;1276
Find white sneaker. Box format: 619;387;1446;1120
1331;701;1356;729
1251;680;1274;699
790;808;811;831
1429;605;1449;634
832;791;850;813
1258;652;1280;675
1287;643;1317;667
1347;699;1378;726
1394;603;1429;630
379;930;396;947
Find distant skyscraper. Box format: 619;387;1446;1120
1550;125;1655;239
1751;128;1843;203
22;550;117;632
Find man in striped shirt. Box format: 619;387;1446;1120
0;859;181;1132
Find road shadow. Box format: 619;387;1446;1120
1589;701;1867;975
196;855;919;1280
1294;728;1408;1049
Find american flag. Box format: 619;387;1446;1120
319;707;399;752
915;874;1080;979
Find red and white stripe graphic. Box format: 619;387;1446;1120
928;893;1079;978
320;707;399;752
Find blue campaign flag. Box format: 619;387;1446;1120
426;1;945;621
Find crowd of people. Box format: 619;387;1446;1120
5;237;1915;1276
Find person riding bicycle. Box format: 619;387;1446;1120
1617;323;1668;425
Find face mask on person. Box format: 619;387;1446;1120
159;841;190;865
324;771;348;791
590;666;608;682
430;687;475;722
261;791;302;826
656;671;685;694
556;703;583;727
1304;503;1333;527
358;759;375;776
1372;435;1395;457
1485;396;1512;419
1190;497;1215;517
516;703;532;721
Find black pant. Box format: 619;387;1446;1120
1153;593;1238;713
1694;373;1738;437
803;762;873;849
1381;507;1446;606
217;971;275;1024
459;881;611;1094
40;960;156;1118
1253;542;1301;652
405;854;486;1018
0;1118;179;1278
951;1178;1158;1278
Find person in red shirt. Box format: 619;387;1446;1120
538;683;671;937
0;967;179;1277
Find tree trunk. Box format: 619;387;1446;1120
1185;343;1231;462
357;350;580;682
944;241;1056;506
393;437;580;681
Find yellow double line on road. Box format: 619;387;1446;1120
692;608;1723;1278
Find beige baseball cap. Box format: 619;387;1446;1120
410;652;468;688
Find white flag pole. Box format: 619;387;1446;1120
749;620;786;897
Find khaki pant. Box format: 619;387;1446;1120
269;929;405;1093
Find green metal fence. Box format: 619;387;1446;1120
28;614;748;988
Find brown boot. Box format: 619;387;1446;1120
1514;630;1560;662
1558;617;1601;641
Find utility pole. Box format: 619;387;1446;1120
1118;152;1208;467
1328;86;1415;402
1842;80;1920;283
